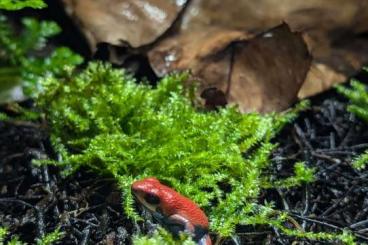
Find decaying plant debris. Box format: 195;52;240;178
62;0;368;112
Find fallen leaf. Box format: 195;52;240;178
228;25;311;112
62;0;188;50
149;24;312;112
299;36;368;98
148;28;252;86
148;0;368;110
299;63;346;99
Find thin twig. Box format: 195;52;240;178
289;213;368;241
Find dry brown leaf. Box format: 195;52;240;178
149;28;252;76
299;63;346;99
148;0;368;110
149;24;311;112
228;25;311;112
299;36;368;98
149;28;253;96
62;0;188;50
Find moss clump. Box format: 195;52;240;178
0;0;46;10
132;228;195;245
38;62;354;243
337;76;368;170
0;227;62;245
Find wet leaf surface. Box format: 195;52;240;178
62;0;188;50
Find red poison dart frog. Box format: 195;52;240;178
132;177;212;245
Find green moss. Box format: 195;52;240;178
337;74;368;170
133;228;195;245
0;0;46;10
0;227;7;243
337;79;368;123
36;62;358;243
36;228;63;245
0;227;62;245
278;226;356;245
352;150;368;170
37;62;319;237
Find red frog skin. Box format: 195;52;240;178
131;177;212;245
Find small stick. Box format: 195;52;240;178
80;226;91;245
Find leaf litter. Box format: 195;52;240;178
62;0;368;112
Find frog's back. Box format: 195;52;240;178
160;185;209;228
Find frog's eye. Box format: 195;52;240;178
144;193;160;205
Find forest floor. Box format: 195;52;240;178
1;2;368;244
1;90;368;244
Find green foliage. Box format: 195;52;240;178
0;227;7;243
272;162;315;188
0;15;82;102
6;237;24;245
337;79;368;123
0;0;46;10
36;62;358;243
336;77;368;169
0;112;8;120
0;227;25;245
352;150;368;170
0;227;62;245
278;225;356;245
133;228;195;245
37;62;323;239
36;228;63;245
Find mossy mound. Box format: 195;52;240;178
37;62;312;235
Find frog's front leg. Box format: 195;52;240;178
166;214;211;245
165;213;195;234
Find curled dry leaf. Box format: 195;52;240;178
62;0;188;50
148;0;368;111
149;24;311;112
228;25;311;112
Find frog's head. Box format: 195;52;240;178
131;177;162;214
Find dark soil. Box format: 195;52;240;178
267;95;368;244
0;120;133;244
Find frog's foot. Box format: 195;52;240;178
198;234;212;245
